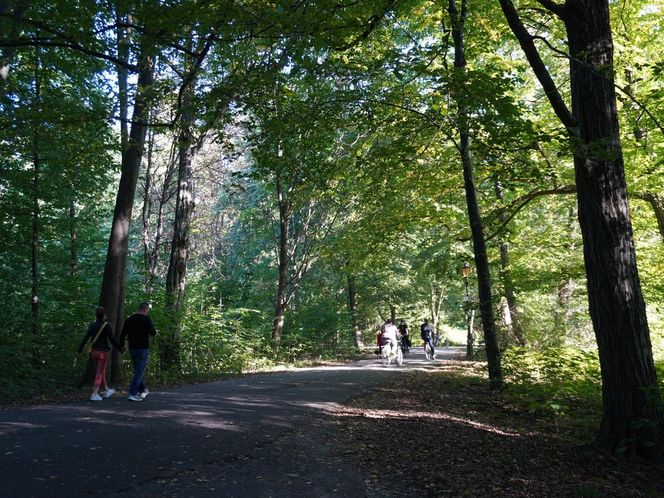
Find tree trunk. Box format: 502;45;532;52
141;118;172;295
68;199;78;278
141;123;154;292
499;0;662;459
449;0;501;387
164;73;197;369
100;48;154;383
30;45;41;363
346;263;363;350
429;282;444;334
565;0;662;458
115;1;130;152
466;308;475;359
494;179;525;346
272;170;289;345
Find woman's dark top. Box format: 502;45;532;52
77;320;121;353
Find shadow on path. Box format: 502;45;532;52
0;348;461;497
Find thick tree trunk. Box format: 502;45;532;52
494;180;525;346
564;0;662;459
346;264;363;350
499;0;662;460
449;0;501;387
272;171;289;345
100;49;154;383
164;78;196;369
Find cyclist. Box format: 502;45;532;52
381;319;400;359
420;318;436;360
398;320;411;353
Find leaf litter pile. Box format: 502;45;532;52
330;359;664;497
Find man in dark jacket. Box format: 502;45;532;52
420;318;436;360
120;302;157;401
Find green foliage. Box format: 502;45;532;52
175;308;271;375
502;346;602;421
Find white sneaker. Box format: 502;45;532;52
90;393;102;401
128;394;143;402
102;388;116;398
139;388;149;399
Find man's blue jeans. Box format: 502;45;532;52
129;349;149;396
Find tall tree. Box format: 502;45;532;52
494;179;525;346
499;0;663;460
448;0;501;387
99;44;154;381
164;52;200;368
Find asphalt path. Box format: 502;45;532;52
1;346;460;498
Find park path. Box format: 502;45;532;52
0;347;458;498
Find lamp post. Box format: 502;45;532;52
461;262;473;358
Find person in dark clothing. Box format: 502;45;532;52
398;320;411;352
120;302;157;402
78;306;122;401
420;318;436;360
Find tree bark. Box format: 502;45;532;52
115;1;130;152
345;262;363;350
99;47;154;383
466;308;475;359
429;282;444;336
500;0;662;460
164;71;197;368
449;0;501;387
141;123;154;291
68;199;78;278
272;170;289;345
565;0;662;459
493;179;525;346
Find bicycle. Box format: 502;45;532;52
424;342;434;360
381;341;403;366
401;337;411;357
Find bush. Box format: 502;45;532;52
502;346;602;420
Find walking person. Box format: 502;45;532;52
78;306;122;401
120;302;158;402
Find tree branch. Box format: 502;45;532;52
498;0;577;131
535;0;566;18
483;184;576;243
